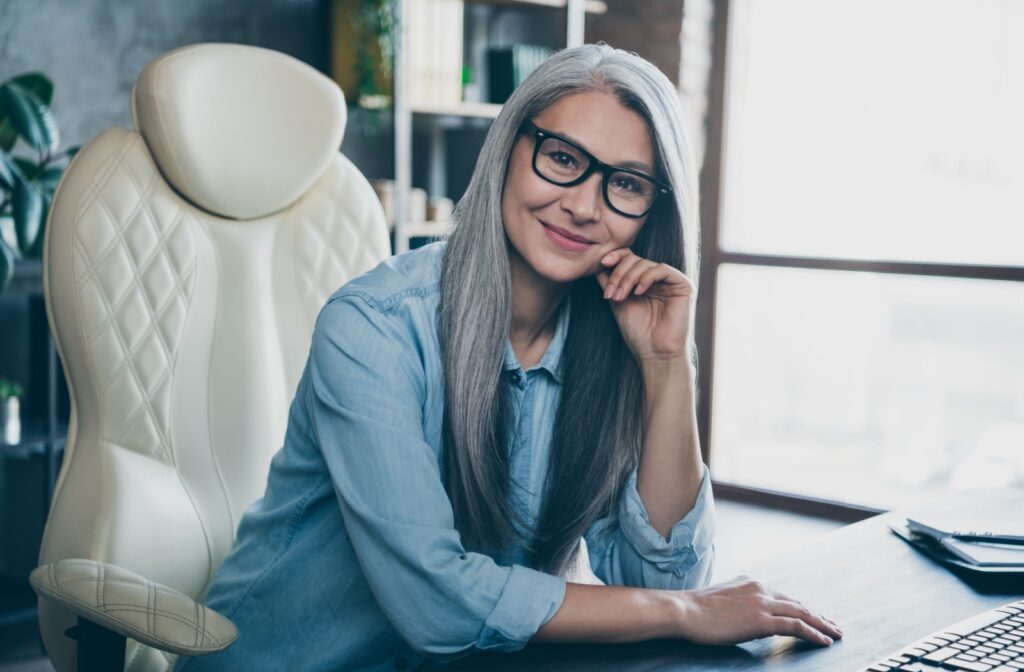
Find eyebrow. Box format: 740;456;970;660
551;128;654;175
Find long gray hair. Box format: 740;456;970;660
440;43;700;577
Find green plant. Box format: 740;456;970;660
0;377;22;400
0;72;79;293
355;0;398;106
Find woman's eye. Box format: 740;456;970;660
613;176;642;193
548;151;577;167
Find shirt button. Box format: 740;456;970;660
507;370;520;384
395;657;408;670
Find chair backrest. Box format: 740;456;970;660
37;43;391;671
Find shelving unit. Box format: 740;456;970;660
391;0;604;253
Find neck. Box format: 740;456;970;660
509;250;569;347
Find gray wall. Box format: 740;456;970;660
0;0;328;150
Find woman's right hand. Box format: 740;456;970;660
672;575;845;647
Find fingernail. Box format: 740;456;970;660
603;253;615;264
605;284;616;299
822;636;833;645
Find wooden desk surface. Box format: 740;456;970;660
449;488;1024;671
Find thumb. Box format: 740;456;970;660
594;270;610;291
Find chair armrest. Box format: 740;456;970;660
30;558;237;657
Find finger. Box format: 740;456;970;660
614;260;659;300
600;248;629;266
771;616;834;646
632;263;674;295
771;600;844;640
769;593;843;633
605;253;644;300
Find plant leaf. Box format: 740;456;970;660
38;165;64;192
10;73;54;107
25;190;50;259
1;82;60;155
13;157;38;181
12;179;43;253
0;149;21;190
0;237;14;293
0;118;16;154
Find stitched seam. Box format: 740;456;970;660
333;282;440;315
38;580;226;647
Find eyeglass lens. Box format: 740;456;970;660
535;137;657;216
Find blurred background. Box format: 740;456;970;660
1;0;1022;668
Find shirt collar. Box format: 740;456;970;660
502;293;571;385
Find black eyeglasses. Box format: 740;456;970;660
517;119;671;218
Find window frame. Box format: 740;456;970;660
695;0;1024;521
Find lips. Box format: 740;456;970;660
540;221;593;244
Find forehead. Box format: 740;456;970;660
532;90;656;172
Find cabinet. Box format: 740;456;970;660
391;0;606;253
0;261;67;641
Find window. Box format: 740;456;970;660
699;0;1024;511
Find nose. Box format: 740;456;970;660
560;171;603;224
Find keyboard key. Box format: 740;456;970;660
948;611;1011;637
947;658;994;671
926;648;963;663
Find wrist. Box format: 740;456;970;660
660;589;699;640
640;359;696;400
639;357;695;379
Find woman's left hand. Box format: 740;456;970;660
595;248;695;365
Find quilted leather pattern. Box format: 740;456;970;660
289;153;392;318
31;559;237;656
75;134;197;462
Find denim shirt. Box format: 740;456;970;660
176;240;715;672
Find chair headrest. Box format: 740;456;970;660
131;43;346;220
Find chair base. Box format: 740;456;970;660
65;616;126;670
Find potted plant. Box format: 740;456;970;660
0;72;79;293
0;376;21;445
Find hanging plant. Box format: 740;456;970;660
0;72;79;293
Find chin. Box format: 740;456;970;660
531;249;594;284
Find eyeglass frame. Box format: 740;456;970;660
517;119;672;219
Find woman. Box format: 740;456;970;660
177;43;842;672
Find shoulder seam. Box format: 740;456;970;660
332;283;440;315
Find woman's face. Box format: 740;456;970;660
502;90;658;285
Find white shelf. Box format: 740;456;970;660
465;0;607;14
391;221;454;238
411;101;503;118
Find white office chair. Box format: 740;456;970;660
29;43;391;671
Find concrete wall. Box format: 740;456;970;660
0;0;328;150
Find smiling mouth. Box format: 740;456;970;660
540;221;594;244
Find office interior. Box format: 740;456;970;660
0;1;1022;671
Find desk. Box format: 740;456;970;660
450;489;1024;671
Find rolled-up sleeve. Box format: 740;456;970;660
583;462;716;590
306;292;566;659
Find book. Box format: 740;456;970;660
906;514;1024;545
889;521;1024;574
940;538;1024;567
